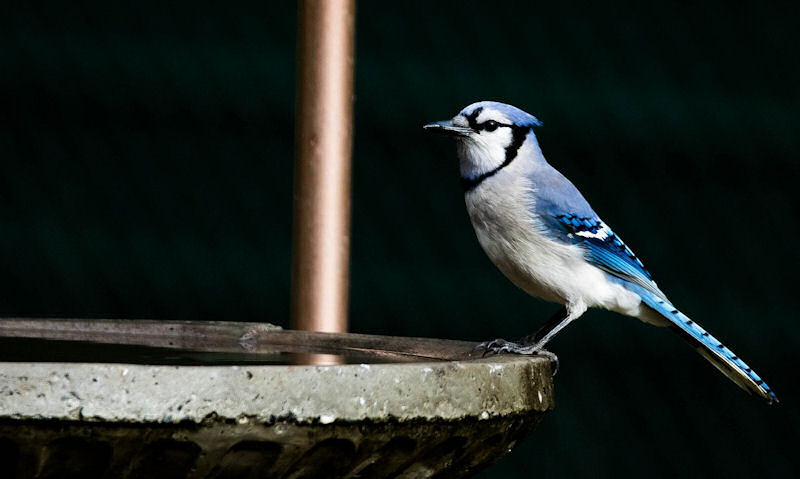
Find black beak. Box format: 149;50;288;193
423;119;472;137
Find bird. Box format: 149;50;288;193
424;100;777;404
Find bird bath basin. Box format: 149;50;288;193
0;319;554;478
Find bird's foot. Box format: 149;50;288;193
475;338;559;375
476;338;527;355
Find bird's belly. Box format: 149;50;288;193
471;218;575;304
466;189;642;313
467;196;578;303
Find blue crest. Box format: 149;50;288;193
459;101;543;128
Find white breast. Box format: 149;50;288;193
464;167;643;316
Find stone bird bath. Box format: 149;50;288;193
0;319;554;478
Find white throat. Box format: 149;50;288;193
456;130;542;182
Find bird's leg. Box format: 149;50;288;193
516;307;568;374
476;307;568;374
477;307;567;355
518;306;568;346
476;303;586;375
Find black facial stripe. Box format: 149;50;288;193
464;107;483;129
475;122;514;132
505;124;528;162
460;125;530;192
464;108;514;132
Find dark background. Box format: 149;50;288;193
1;1;798;477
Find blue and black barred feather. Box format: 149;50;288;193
627;282;778;404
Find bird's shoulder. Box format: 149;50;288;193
526;163;597;221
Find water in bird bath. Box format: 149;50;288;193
0;337;408;366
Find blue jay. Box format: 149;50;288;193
424;101;777;404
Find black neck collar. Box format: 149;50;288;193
460;126;530;192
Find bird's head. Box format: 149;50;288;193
424;101;543;186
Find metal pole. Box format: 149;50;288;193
291;0;355;334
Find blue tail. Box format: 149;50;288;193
628;284;778;404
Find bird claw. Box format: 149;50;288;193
474;338;560;375
476;338;520;356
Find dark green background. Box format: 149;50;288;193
1;1;798;477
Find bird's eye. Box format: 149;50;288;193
482;120;499;132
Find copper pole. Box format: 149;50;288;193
291;0;355;335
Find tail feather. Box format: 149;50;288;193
630;284;778;404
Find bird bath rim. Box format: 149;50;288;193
0;318;555;424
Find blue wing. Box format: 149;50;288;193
527;164;665;299
549;214;666;299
